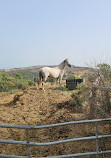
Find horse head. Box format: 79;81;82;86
64;59;71;67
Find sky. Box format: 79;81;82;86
0;0;111;69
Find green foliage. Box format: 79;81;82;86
67;71;75;78
46;77;56;83
97;63;111;75
87;73;98;83
3;69;39;81
71;83;91;107
67;72;81;79
28;80;35;86
97;63;111;87
0;72;35;92
70;63;111;115
15;73;23;79
92;64;111;116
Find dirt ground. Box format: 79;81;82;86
0;84;111;157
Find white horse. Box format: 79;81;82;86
38;59;71;90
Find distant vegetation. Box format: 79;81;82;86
0;65;91;92
0;72;35;92
1;69;39;81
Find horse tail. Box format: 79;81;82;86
38;71;42;88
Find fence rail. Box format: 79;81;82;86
0;118;111;158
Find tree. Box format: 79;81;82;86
89;63;111;118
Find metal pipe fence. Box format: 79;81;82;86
0;118;111;158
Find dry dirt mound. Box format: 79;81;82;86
0;85;111;157
0;85;85;126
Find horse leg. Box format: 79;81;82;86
56;78;59;87
59;79;62;88
42;77;47;91
59;76;63;89
42;81;45;91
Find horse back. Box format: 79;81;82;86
41;67;61;78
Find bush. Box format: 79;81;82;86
28;80;35;86
70;83;91;107
0;73;35;92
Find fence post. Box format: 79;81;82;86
95;122;99;158
25;129;32;158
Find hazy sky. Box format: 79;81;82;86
0;0;111;69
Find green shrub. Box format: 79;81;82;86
28;80;35;86
71;83;91;107
0;73;35;92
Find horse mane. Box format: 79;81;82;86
58;59;68;69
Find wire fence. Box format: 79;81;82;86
0;118;111;158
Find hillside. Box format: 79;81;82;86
0;85;111;157
0;65;93;81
